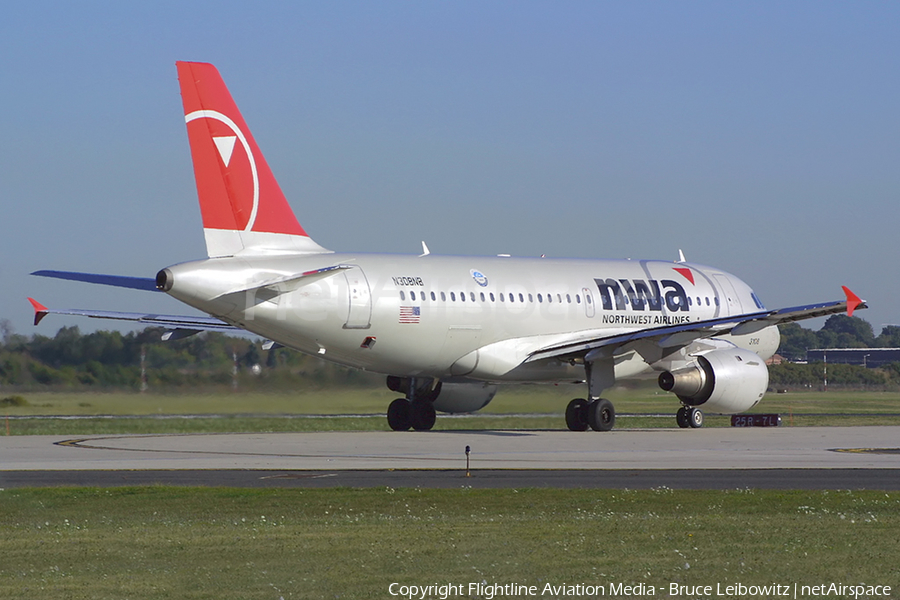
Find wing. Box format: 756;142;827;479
28;298;238;340
526;287;866;363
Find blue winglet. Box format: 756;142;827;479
31;270;159;292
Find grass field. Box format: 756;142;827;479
3;387;900;435
1;487;898;599
1;386;898;436
3;389;899;598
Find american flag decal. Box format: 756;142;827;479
399;306;421;324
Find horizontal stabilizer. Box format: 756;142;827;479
27;298;236;332
31;270;158;292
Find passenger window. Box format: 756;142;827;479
509;294;515;303
518;293;524;302
480;292;485;302
460;292;465;302
566;294;571;303
400;291;406;301
410;291;417;301
537;294;543;303
490;293;495;302
431;291;436;301
440;292;446;301
500;293;505;302
471;292;476;302
557;294;562;303
450;292;456;301
705;297;710;306
576;294;581;304
528;294;533;303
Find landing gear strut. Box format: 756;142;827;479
566;359;617;431
676;405;704;429
565;398;615;432
385;377;439;431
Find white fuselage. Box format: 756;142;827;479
163;253;780;384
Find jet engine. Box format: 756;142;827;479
385;377;498;414
658;348;768;414
432;382;498;413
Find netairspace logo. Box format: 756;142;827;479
387;581;893;599
471;270;489;287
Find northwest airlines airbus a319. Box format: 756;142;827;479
29;61;866;432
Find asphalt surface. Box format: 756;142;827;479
2;427;899;489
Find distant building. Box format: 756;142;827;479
806;348;900;368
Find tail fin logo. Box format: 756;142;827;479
212;135;237;167
185;109;260;232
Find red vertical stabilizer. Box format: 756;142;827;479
176;61;327;256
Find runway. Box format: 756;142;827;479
1;426;899;489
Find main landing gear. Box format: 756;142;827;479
387;398;436;431
385;376;440;431
565;398;616;432
676;405;704;428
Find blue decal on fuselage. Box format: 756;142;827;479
471;270;489;287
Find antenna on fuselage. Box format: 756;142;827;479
420;241;431;257
677;249;687;263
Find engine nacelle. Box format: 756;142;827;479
658;348;768;414
432;382;498;414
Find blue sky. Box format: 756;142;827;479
2;2;898;338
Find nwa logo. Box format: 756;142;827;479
595;278;689;312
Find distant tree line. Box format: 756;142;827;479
768;360;900;390
768;315;900;390
0;321;380;391
2;315;899;392
778;315;900;361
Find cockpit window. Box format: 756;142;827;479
751;292;765;310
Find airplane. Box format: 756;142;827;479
29;61;867;432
